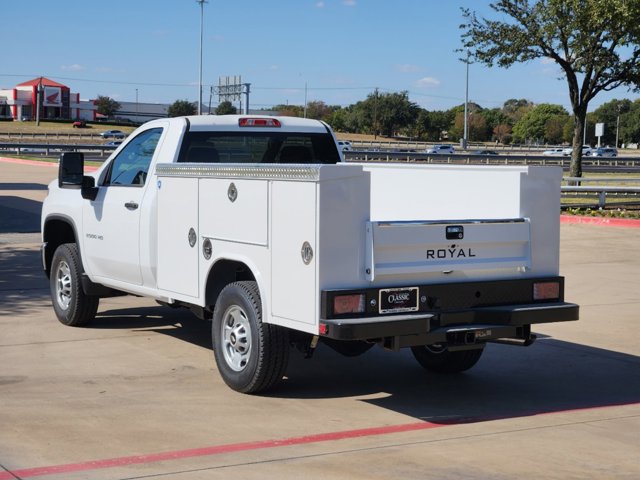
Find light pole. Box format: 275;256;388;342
303;81;308;118
463;49;470;150
196;0;207;115
615;105;621;148
135;88;138;120
35;77;42;126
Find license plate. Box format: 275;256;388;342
379;287;419;314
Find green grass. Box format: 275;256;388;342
0;120;137;135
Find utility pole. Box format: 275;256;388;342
196;0;207;115
135;88;138;120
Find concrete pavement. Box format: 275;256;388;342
0;159;638;480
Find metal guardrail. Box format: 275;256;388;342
344;150;640;169
0;143;117;156
561;177;640;208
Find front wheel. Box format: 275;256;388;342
212;281;289;393
50;243;99;327
411;343;484;374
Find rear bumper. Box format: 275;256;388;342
319;301;579;346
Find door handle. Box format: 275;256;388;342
124;201;139;210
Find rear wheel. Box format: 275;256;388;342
212;281;289;393
411;343;484;374
50;243;99;327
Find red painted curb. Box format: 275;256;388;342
0;403;636;480
0;421;444;479
561;214;640;228
0;156;57;168
0;156;98;172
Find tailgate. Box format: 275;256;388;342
365;218;531;281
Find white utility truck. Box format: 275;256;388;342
41;115;578;393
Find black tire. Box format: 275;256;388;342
322;338;375;357
50;243;99;327
212;281;289;394
411;343;484;374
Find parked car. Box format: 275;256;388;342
426;144;455;155
105;141;123;147
472;150;499;156
588;147;618;157
542;148;564;156
72;120;86;128
337;140;353;152
100;129;125;139
562;145;592;156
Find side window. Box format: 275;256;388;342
103;128;163;186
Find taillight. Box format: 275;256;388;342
333;294;365;315
533;282;560;300
238;117;281;127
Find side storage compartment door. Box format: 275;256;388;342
199;179;268;246
157;176;200;297
271;181;317;326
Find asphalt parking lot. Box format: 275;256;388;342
1;158;639;480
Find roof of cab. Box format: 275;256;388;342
182;114;330;133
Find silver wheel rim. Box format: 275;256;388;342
221;305;252;372
55;260;72;310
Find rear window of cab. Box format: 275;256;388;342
178;131;341;164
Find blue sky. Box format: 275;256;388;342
2;0;638;112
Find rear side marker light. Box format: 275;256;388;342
333;294;365;315
238;118;281;127
533;282;560;300
319;323;329;335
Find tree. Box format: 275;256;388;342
94;95;120;118
593;99;632;146
446;102;484;141
272;104;304;117
502;98;534;122
461;0;640;176
480;108;512;135
449;111;489;142
544;115;567;144
215;101;237;115
493;124;512;144
326;108;349;132
349;90;420;137
619;99;640;146
167;99;196;117
415;109;455;141
512;104;568;143
305;100;333;121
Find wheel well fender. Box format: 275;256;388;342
204;258;258;311
42;215;78;277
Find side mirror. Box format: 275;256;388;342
81;176;99;201
58;151;99;201
58;152;84;188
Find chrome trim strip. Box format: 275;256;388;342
155;163;322;181
376;218;528;227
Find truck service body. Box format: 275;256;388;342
41;115;578;393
